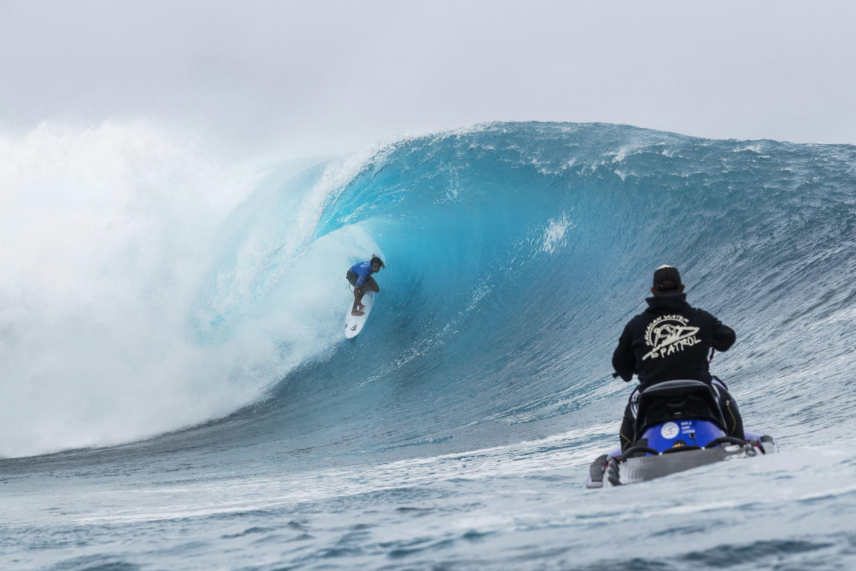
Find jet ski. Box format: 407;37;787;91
586;380;777;488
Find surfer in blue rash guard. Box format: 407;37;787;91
346;256;384;316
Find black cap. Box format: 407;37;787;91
653;265;682;292
370;256;385;269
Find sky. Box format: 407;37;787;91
1;0;855;159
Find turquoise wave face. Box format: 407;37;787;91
186;122;856;462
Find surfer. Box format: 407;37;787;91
347;256;384;316
612;265;744;452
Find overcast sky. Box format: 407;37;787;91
1;0;854;159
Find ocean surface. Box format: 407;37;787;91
2;122;856;570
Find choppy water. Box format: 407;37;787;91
2;122;856;570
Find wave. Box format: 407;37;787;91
1;121;855;459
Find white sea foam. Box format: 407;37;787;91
540;214;575;254
0;122;379;458
733;143;764;153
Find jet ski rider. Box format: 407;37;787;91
347;256;384;316
612;265;744;453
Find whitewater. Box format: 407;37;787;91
1;122;856;570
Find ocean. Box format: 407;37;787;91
2;122;855;570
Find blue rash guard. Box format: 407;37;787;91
349;261;374;288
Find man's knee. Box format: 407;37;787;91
620;401;636;452
720;392;744;440
712;382;744;440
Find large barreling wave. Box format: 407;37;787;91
2;122;855;461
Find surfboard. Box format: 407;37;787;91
345;291;374;338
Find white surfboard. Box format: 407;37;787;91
345;291;374;338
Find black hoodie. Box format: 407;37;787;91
612;294;736;387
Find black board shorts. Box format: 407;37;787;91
346;270;376;290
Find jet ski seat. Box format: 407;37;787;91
634;380;727;442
